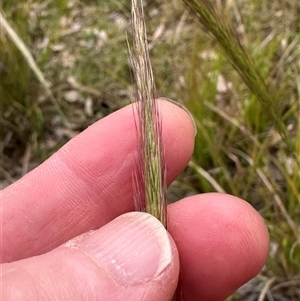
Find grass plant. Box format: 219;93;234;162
182;0;294;149
1;0;299;299
0;11;66;125
129;0;167;227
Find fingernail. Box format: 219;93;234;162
159;97;197;137
80;212;173;286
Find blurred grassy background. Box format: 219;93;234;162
1;0;299;299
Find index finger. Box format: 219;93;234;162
1;98;195;263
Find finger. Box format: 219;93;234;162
168;193;269;301
1;212;179;301
1;98;195;262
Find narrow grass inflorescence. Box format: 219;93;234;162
182;0;292;150
129;0;167;227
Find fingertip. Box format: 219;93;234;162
1;212;180;301
158;97;197;137
157;98;196;179
79;212;180;288
168;193;269;301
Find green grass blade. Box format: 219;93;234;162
0;11;67;126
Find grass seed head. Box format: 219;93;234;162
129;0;167;227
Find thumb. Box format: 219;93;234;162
2;212;179;301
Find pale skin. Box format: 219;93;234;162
0;99;269;301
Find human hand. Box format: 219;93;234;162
1;99;269;300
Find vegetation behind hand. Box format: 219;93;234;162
1;0;299;299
